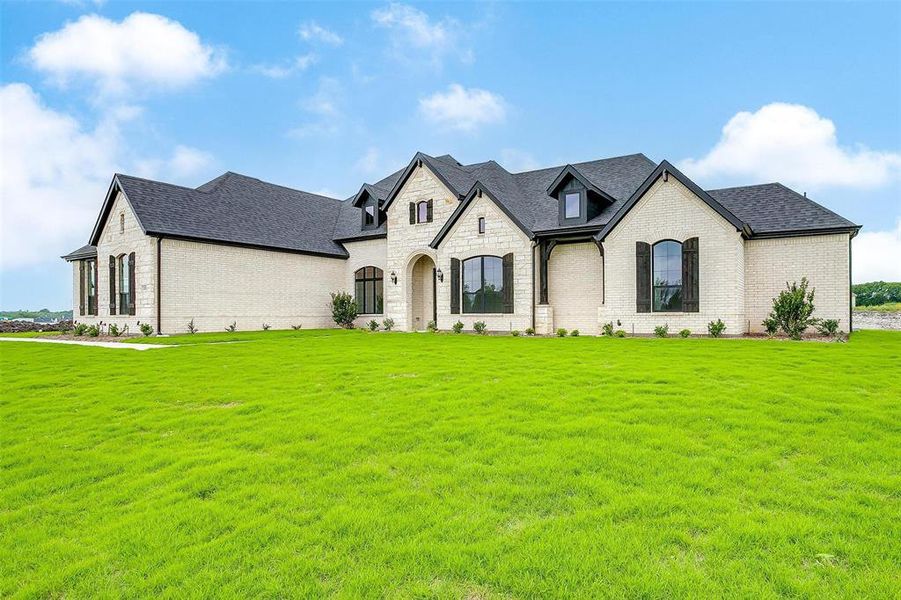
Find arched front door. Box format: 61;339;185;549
409;254;436;331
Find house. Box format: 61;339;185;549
63;152;860;335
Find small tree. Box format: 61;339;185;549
768;278;818;340
330;292;358;328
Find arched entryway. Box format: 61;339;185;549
408;254;436;331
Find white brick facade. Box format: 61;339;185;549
70;164;854;336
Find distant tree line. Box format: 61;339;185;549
0;308;73;320
852;281;901;306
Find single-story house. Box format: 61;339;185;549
63;152;860;335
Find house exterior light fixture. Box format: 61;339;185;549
390;271;397;284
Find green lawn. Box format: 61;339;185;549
2;330;899;598
855;302;901;312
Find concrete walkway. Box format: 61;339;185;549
0;337;171;350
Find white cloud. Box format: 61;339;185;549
288;78;345;138
28;12;227;95
853;220;901;283
371;3;471;65
134;145;215;180
0;83;213;269
355;148;382;176
419;84;506;132
680;103;901;190
252;54;317;79
298;21;343;46
500;149;541;172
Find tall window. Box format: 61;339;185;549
363;202;375;227
119;213;125;233
564;192;581;219
652;240;682;312
85;259;97;315
478;217;485;234
462;256;504;313
354;267;384;314
118;254;131;310
417;201;429;223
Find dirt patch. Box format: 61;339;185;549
854;311;901;331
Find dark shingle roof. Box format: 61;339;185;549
115;172;348;257
707;183;858;234
62;244;97;261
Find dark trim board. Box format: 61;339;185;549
334;232;388;243
748;226;862;240
147;232;350;260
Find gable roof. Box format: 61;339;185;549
89;172;349;258
61;244;97;261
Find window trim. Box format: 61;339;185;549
461;255;505;314
416;200;429;224
85;258;97;315
651;239;683;313
354;266;384;315
563;191;582;219
117;253;131;312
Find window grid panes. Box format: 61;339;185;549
652;241;682;312
462;256;504;314
564;192;581;219
354;266;384;314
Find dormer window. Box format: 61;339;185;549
363;203;375;227
563;192;581;219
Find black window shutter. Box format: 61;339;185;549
79;260;86;316
426;199;433;222
502;253;514;314
636;241;651;313
109;255;117;315
409;202;415;224
128;252;137;315
682;237;699;312
450;258;460;314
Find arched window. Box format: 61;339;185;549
652;240;682;312
354;267;384;314
462;256;504;313
118;253;131;311
417;201;429;223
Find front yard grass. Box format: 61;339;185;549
1;329;899;598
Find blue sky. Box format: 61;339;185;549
1;1;899;310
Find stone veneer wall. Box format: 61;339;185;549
600;177;746;335
744;233;851;333
159;238;344;333
547;242;604;334
72;191;157;332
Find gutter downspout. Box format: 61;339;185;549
531;240;538;332
849;234;853;334
156;236;163;334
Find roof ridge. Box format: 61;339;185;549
706;182;782;192
115;172;198;191
508;152;652;176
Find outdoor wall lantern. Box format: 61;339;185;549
436;268;444;282
390;271;397;284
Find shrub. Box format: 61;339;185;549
187;319;198;334
852;281;901;306
73;323;88;336
139;322;153;336
570;329;580;337
108;323;122;337
473;321;487;335
679;328;691;338
817;319;840;336
368;319;379;332
524;327;535;336
614;329;626;338
291;324;303;330
707;319;726;338
452;320;464;334
762;317;778;338
556;328;567;337
601;322;614;337
86;324;100;337
262;323;271;331
330;291;358;328
768;278;819;340
225;321;237;333
382;318;394;331
426;320;438;332
654;324;669;338
511;330;521;337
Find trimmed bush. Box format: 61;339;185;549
679;328;691;338
762;317;778;338
817;319;840;336
524;327;535;336
654;324;669;338
511;330;521;337
614;329;626;338
768;278;818;340
330;291;358;328
382;318;394;331
368;320;379;332
73;323;88;336
570;329;580;337
601;322;614;337
86;324;100;337
707;319;726;338
556;328;567;337
139;322;153;336
452;320;464;334
473;321;487;335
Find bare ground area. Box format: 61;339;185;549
854;310;901;330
